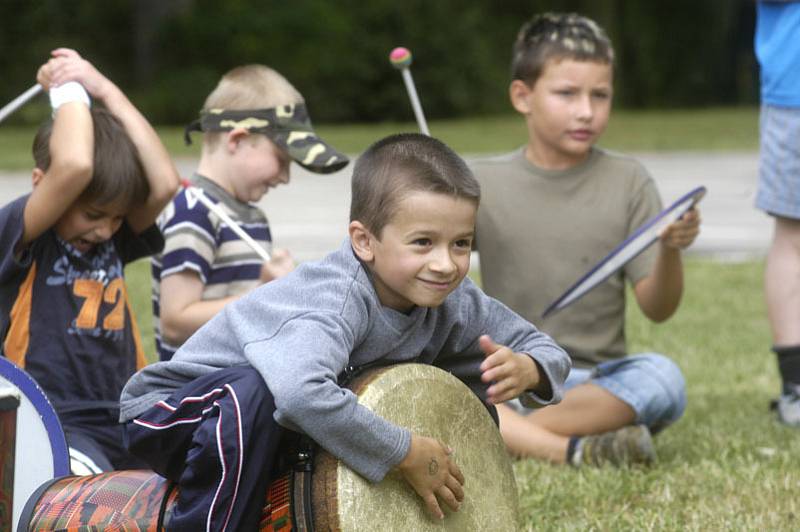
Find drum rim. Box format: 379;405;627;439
0;357;70;476
15;475;62;532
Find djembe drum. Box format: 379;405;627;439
0;357;70;531
20;364;520;531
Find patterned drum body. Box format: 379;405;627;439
20;470;176;531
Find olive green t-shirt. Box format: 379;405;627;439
472;147;662;368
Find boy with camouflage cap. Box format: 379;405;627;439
153;64;348;360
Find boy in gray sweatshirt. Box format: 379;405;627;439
120;133;569;530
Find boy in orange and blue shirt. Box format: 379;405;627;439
0;49;179;473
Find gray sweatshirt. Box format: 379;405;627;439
120;239;569;482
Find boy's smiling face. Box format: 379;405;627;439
350;191;477;313
511;58;613;169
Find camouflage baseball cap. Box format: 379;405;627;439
184;103;349;173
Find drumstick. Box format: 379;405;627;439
389;47;430;136
181;178;271;262
0;84;43;124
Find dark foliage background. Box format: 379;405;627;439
0;0;758;125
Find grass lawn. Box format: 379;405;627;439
124;257;799;530
515;259;799;531
14;106;789;529
0;106;758;170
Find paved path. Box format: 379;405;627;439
0;151;771;263
636;151;770;261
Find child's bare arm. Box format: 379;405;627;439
22;61;94;246
396;434;464;520
160;249;294;345
479;334;551;403
159;271;238;346
634;207;702;322
45;48;179;234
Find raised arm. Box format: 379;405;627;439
45;48;179;234
22;61;94;246
634;207;701;322
159;271;238;346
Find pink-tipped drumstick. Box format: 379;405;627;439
389;47;430;136
181;179;271;262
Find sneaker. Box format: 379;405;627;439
571;425;656;467
776;384;800;427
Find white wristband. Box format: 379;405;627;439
49;81;91;110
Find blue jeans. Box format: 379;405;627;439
511;353;686;433
566;353;686;433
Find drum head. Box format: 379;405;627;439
542;185;706;318
0;357;69;530
312;364;519;530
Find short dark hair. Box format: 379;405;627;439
350;133;480;238
32;106;149;210
511;12;614;86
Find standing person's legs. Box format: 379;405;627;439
756;104;800;426
498;354;685;465
126;366;283;531
765;218;800;426
765;218;800;346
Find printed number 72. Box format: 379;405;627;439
73;278;126;330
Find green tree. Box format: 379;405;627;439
0;0;758;125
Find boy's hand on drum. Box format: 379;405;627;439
659;206;701;250
259;248;295;282
397;434;464;520
479;335;541;403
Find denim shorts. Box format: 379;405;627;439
512;353;686;433
756;104;800;219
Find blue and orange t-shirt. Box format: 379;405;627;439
0;195;163;413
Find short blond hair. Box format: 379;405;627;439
202;65;304;149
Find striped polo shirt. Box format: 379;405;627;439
151;174;272;360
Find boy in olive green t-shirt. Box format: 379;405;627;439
472;12;701;467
